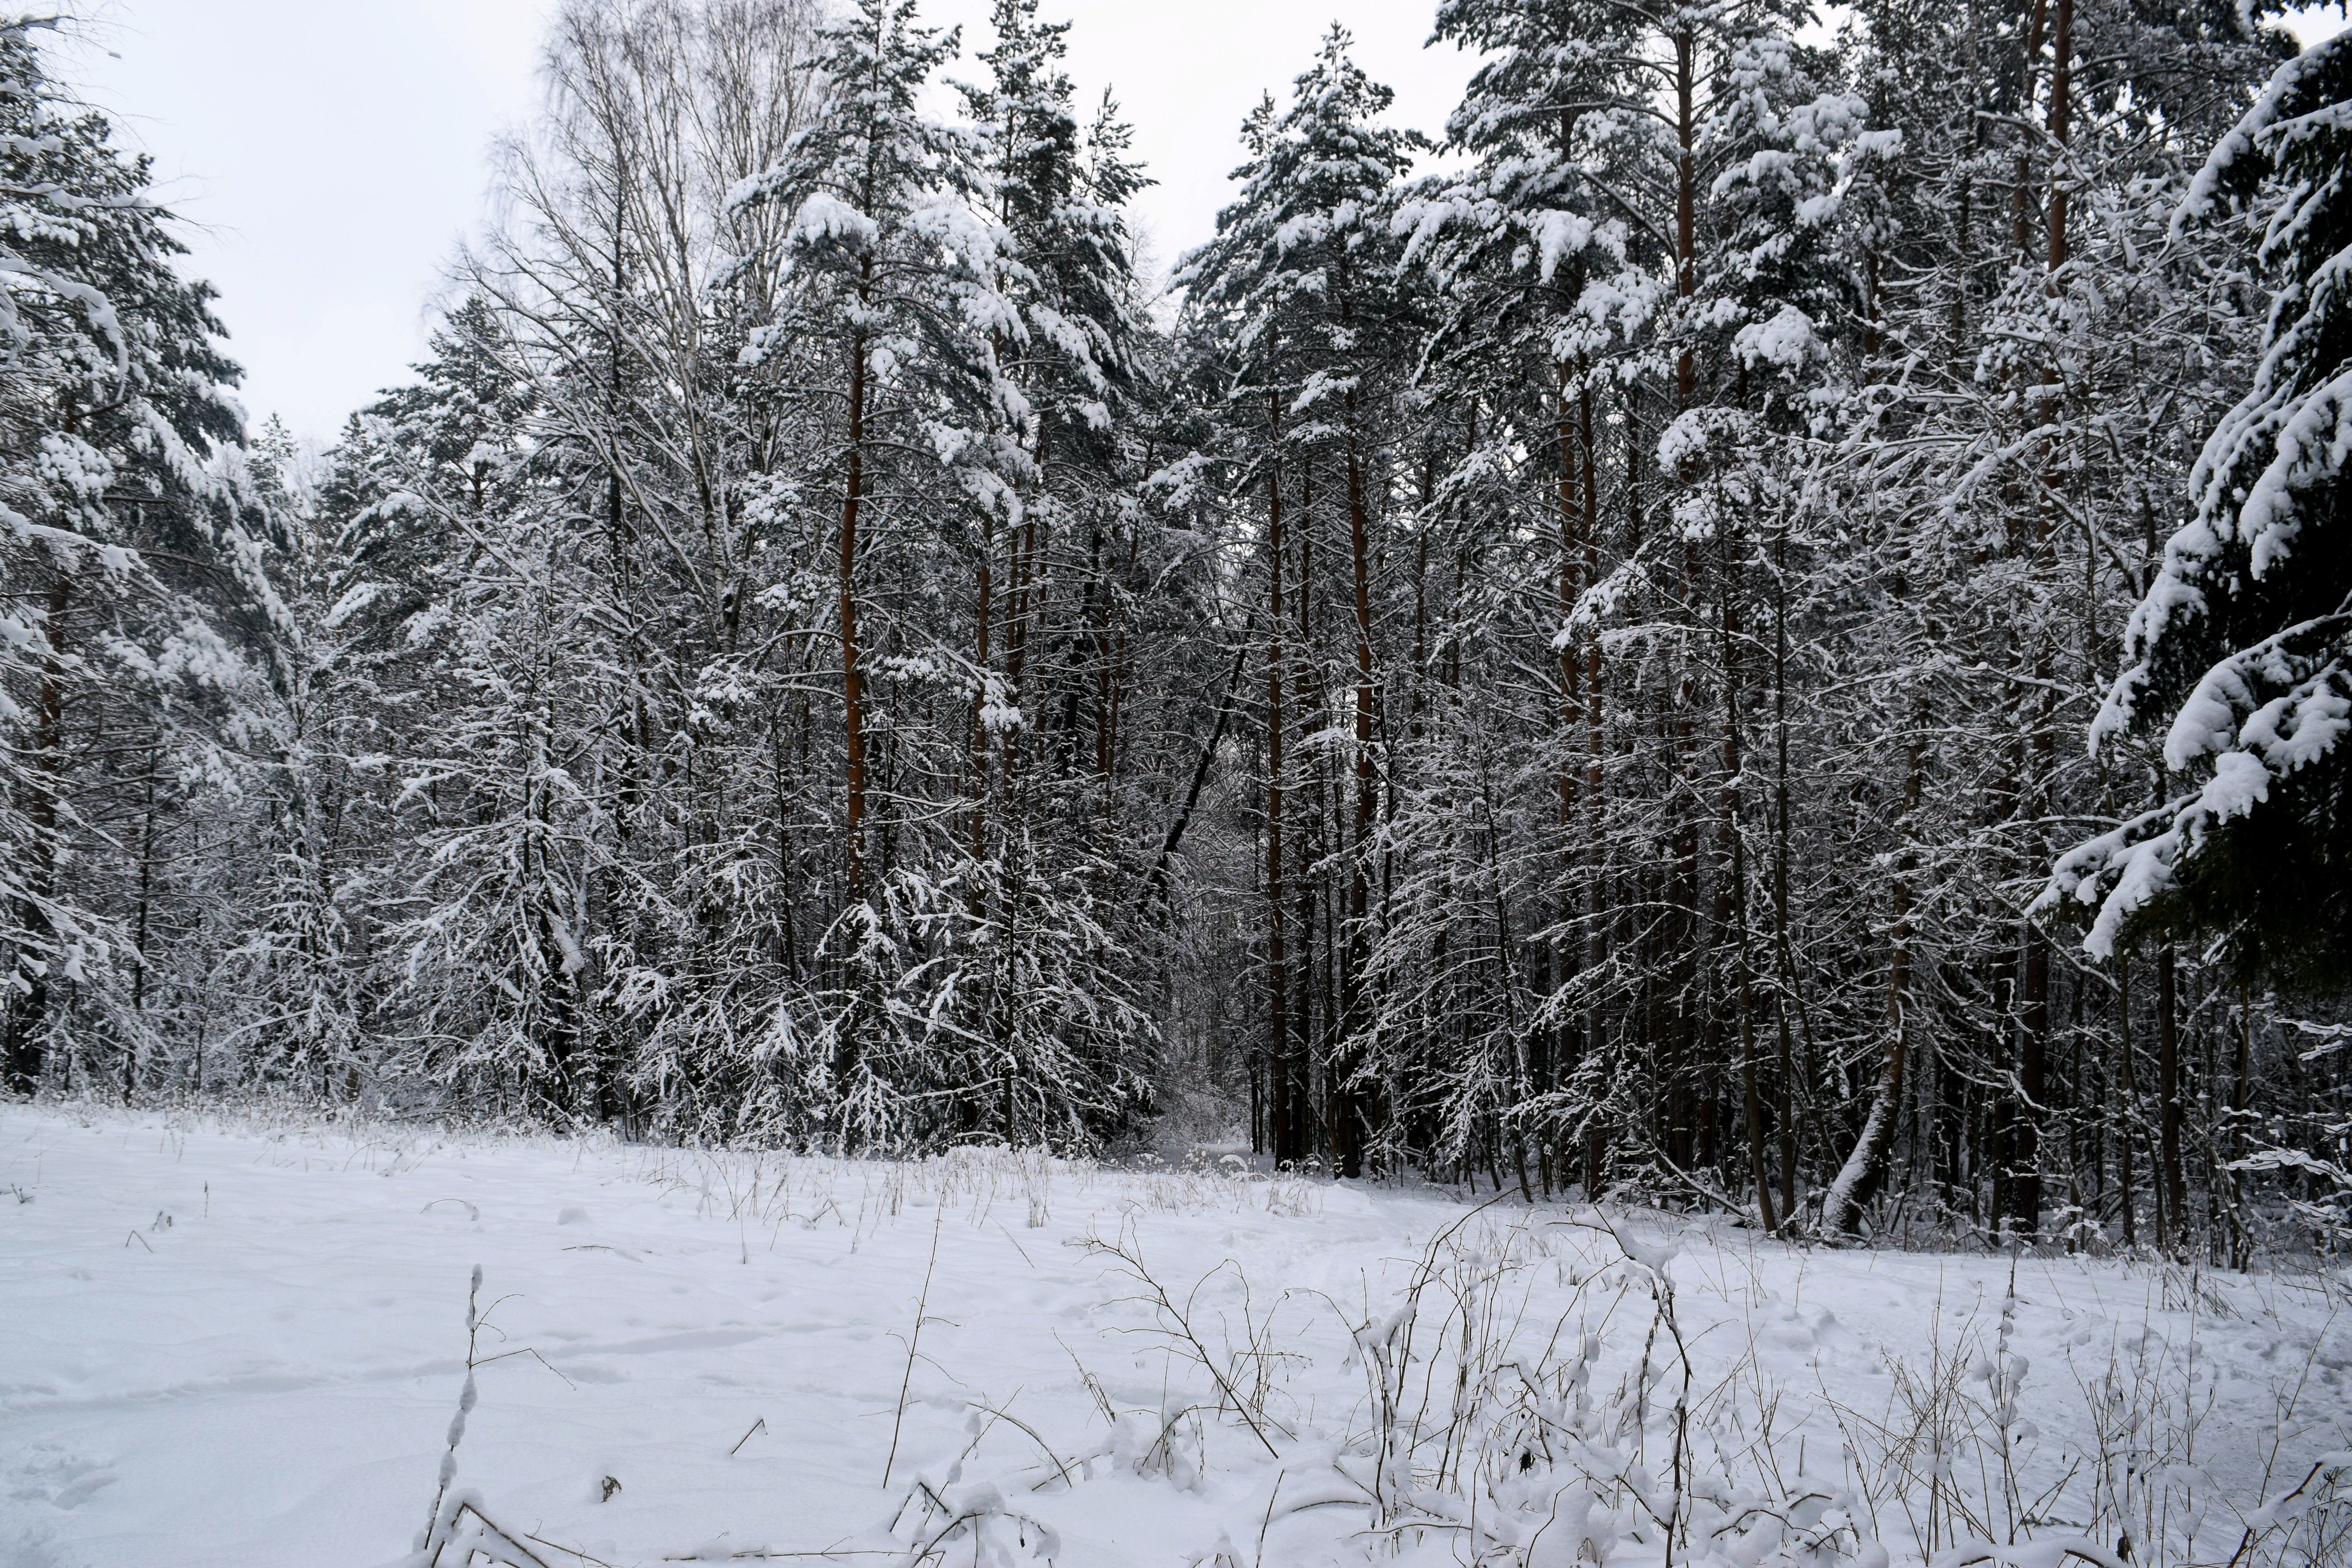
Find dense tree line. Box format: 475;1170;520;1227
3;0;2347;1254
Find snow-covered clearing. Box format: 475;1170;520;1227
3;1107;2347;1568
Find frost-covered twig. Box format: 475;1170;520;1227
882;1204;945;1490
418;1263;486;1553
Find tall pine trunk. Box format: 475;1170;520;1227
840;284;871;908
1265;396;1296;1166
2010;0;2073;1241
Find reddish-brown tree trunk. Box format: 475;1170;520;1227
2047;0;2071;276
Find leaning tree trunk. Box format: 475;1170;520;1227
1822;736;1921;1236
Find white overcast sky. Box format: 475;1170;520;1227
53;1;2347;444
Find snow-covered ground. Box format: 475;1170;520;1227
3;1106;2347;1568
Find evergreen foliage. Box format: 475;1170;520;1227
2054;34;2352;989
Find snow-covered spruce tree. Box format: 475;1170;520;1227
2056;34;2352;989
728;0;1160;1148
2029;33;2352;1258
209;420;373;1102
1178;27;1426;1176
1673;36;1893;1235
313;0;841;1133
324;301;612;1123
263;307;535;1119
0;18;255;1097
932;0;1169;1149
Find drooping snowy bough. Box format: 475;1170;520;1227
2048;34;2352;984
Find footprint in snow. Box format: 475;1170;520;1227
1765;1306;1847;1353
7;1446;117;1512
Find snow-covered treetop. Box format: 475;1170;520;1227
1175;26;1423;397
0;16;243;554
